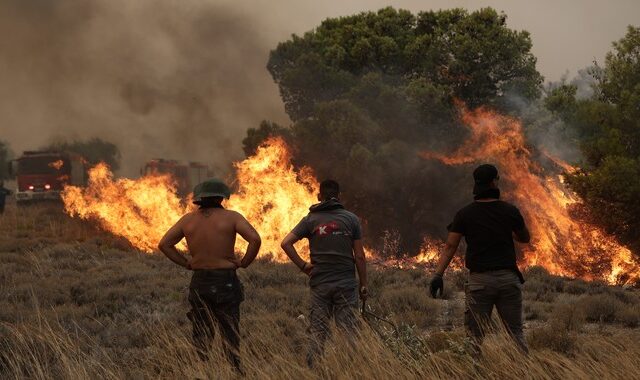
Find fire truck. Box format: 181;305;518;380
142;159;211;196
9;151;87;204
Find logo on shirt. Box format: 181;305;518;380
314;221;340;236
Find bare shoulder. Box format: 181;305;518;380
223;209;246;221
176;211;196;225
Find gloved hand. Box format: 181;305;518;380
359;285;368;301
430;273;443;298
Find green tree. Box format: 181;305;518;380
269;7;542;121
45;138;121;171
253;7;543;253
547;26;640;251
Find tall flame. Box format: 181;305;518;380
421;105;640;285
62;123;639;284
226;137;318;260
62;163;190;252
62;137;317;261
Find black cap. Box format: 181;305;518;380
473;164;499;195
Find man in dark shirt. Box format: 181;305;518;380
281;179;367;367
430;164;530;354
0;181;11;214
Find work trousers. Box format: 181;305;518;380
307;282;358;367
465;269;528;354
188;269;244;372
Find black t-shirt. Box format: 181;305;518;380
448;200;526;273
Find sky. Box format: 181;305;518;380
0;0;637;175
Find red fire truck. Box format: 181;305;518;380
142;159;211;196
9;151;87;204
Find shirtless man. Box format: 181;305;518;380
158;178;261;372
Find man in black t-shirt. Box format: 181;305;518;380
281;179;368;367
430;164;530;354
0;181;11;214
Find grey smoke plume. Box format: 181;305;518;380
2;0;636;177
0;0;287;176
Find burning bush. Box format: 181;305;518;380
546;26;640;253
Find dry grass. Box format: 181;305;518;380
1;203;640;379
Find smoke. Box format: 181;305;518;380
0;0;287;176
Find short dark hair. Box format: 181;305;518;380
319;179;340;200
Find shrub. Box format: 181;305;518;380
563;279;590;295
528;324;576;354
577;294;625;323
550;301;585;331
615;304;640;328
524;301;549;321
523;278;558;302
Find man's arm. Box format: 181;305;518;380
513;226;531;243
281;232;313;276
430;232;462;298
158;217;190;269
434;232;463;276
353;239;367;299
235;213;261;268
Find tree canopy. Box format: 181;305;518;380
268;7;542;122
546;26;640;251
251;7;544;253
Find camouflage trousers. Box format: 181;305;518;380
307;282;359;367
465;269;528;354
188;269;244;372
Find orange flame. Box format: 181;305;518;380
49;160;64;170
61;124;639;284
62;163;190;252
226;137;318;261
420;105;640;285
373;237;464;270
62;137;317;261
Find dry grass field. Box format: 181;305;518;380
1;202;640;379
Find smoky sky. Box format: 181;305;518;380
1;0;638;176
0;0;286;176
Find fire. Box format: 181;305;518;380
49;160;64;170
226;137;318;261
62;137;318;261
420;105;640;285
62;120;639;284
374;237;464;270
62;163;190;252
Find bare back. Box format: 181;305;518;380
181;208;242;270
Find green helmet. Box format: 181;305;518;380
193;178;231;202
